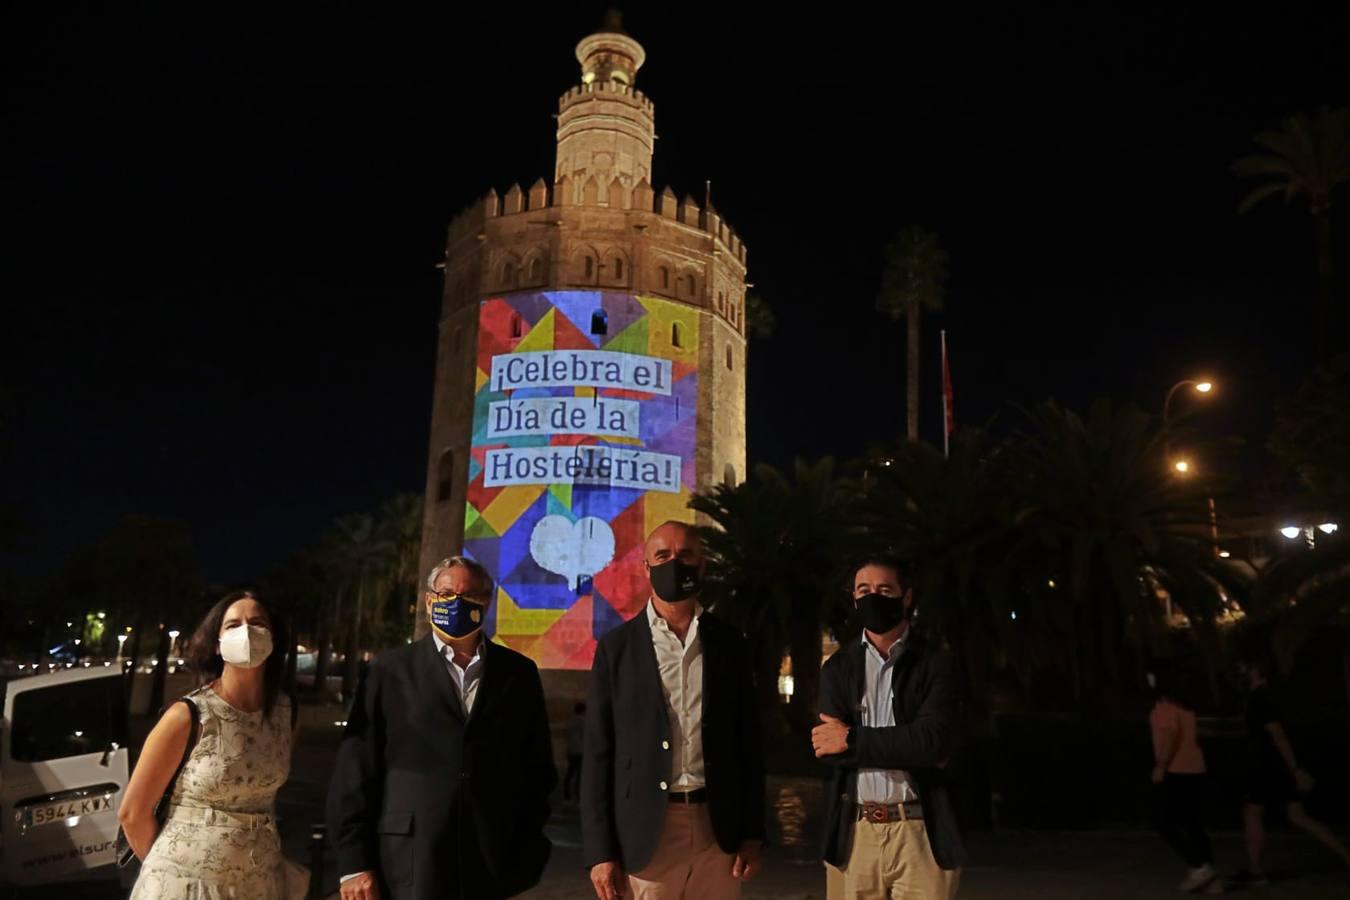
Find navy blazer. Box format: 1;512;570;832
581;608;765;872
327;635;556;900
817;634;967;870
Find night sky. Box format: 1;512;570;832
7;3;1349;582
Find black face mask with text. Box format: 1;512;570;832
855;592;909;634
648;559;702;603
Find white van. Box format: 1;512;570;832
0;666;129;891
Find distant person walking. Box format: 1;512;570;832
1231;656;1350;887
1146;660;1220;894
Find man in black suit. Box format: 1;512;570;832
583;521;765;900
328;555;556;900
812;557;965;899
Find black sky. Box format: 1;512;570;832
6;2;1349;582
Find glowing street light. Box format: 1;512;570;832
116;633;128;661
1174;459;1191;474
1318;522;1339;535
1280;526;1303;540
1164;379;1216;423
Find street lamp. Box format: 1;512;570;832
1163;379;1216;423
1174;459;1191;474
116;634;128;661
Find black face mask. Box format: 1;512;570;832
856;592;908;634
648;559;702;603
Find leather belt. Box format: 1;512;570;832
668;788;708;804
857;800;923;823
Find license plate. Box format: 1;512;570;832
17;795;113;830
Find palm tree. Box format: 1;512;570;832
375;493;424;644
327;514;394;701
1010;401;1250;706
877;228;949;441
1233;106;1350;359
858;430;1017;709
692;458;859;732
1247;528;1350;706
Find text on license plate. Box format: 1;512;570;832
19;796;113;829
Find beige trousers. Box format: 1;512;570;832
825;819;960;899
628;804;741;900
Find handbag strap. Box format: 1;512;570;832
156;696;200;816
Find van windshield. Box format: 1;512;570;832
10;676;129;763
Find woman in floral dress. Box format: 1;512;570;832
119;590;306;898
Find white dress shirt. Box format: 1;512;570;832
856;631;918;804
432;632;485;714
647;599;705;791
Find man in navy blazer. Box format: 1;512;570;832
582;521;765;900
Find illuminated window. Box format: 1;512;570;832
436;450;455;503
591;309;608;335
672;322;685;348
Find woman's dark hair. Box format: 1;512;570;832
1147;658;1198;711
187;589;289;719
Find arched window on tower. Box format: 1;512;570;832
501;260;515;287
510;313;523;339
723;464;737;487
591;309;609;335
529;257;543;282
671;321;685;349
584;256;595;279
725;345;734;370
436;450;455;503
613;257;624;280
686;274;697;297
659;266;670;289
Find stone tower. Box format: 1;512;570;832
416;19;748;669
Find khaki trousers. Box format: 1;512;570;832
628;804;741;900
825;819;960;899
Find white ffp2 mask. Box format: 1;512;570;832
219;624;273;669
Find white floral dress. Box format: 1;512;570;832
130;686;304;899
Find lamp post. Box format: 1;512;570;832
1163;379;1214;423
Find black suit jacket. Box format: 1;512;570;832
818;634;967;870
327;635;557;900
581;608;765;872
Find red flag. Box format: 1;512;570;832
941;330;954;456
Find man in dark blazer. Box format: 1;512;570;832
583;521;765;900
812;556;965;899
328;556;556;900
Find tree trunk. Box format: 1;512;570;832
312;610;333;699
907;304;921;441
149;624;169;715
342;579;366;701
787;621;824;733
1314;211;1334;362
123;616;144;705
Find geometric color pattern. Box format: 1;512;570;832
465;291;698;669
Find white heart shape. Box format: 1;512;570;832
530;515;616;589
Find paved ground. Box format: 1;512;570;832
12;709;1350;898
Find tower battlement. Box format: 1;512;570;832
418;19;749;670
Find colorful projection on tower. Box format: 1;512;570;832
465;291;698;669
